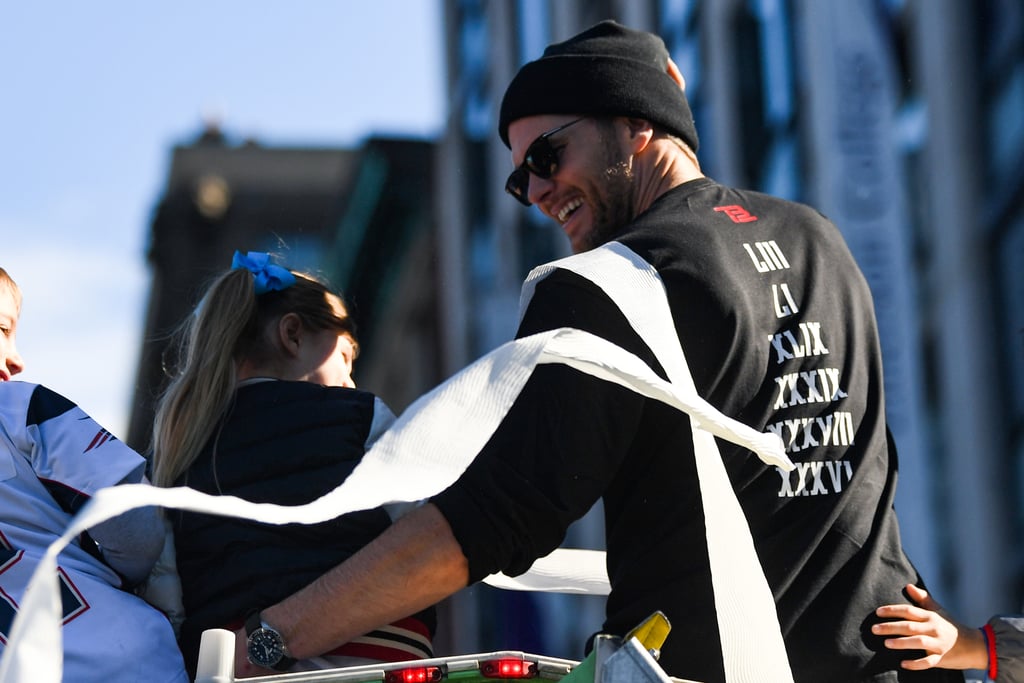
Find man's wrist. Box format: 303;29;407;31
244;611;297;672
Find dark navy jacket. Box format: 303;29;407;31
173;380;434;675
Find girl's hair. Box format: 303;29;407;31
151;266;357;487
0;268;22;311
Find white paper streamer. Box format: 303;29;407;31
0;243;793;683
482;549;610;595
525;243;795;682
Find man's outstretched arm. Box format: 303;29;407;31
234;503;470;677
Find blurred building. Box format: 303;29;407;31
127;125;442;449
438;0;1024;655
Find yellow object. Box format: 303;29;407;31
624;611;672;652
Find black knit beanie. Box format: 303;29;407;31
498;20;699;153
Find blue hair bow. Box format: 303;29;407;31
231;251;296;294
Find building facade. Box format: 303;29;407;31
437;0;1024;654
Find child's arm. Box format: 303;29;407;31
89;494;164;585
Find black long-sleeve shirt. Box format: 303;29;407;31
433;178;962;683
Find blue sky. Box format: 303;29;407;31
2;2;445;435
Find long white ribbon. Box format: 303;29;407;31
522;242;795;682
0;244;792;683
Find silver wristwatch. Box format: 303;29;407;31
245;611;296;671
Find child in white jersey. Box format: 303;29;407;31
0;267;187;682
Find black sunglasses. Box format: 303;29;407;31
505;117;586;206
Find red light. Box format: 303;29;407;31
385;666;442;683
481;659;537;679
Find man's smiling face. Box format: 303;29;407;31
508;115;636;254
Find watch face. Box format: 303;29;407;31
247;627;285;668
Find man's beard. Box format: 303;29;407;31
577;157;635;253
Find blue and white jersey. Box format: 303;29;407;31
0;381;186;682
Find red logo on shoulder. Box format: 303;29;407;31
714;205;758;223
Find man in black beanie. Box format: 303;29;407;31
234;21;961;683
485;20;959;683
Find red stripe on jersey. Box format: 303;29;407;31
84;430;110;453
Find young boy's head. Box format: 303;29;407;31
0;268;25;380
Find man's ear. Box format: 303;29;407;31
277;313;304;357
666;57;686;89
622;117;655;153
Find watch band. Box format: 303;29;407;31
245;611;297;671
